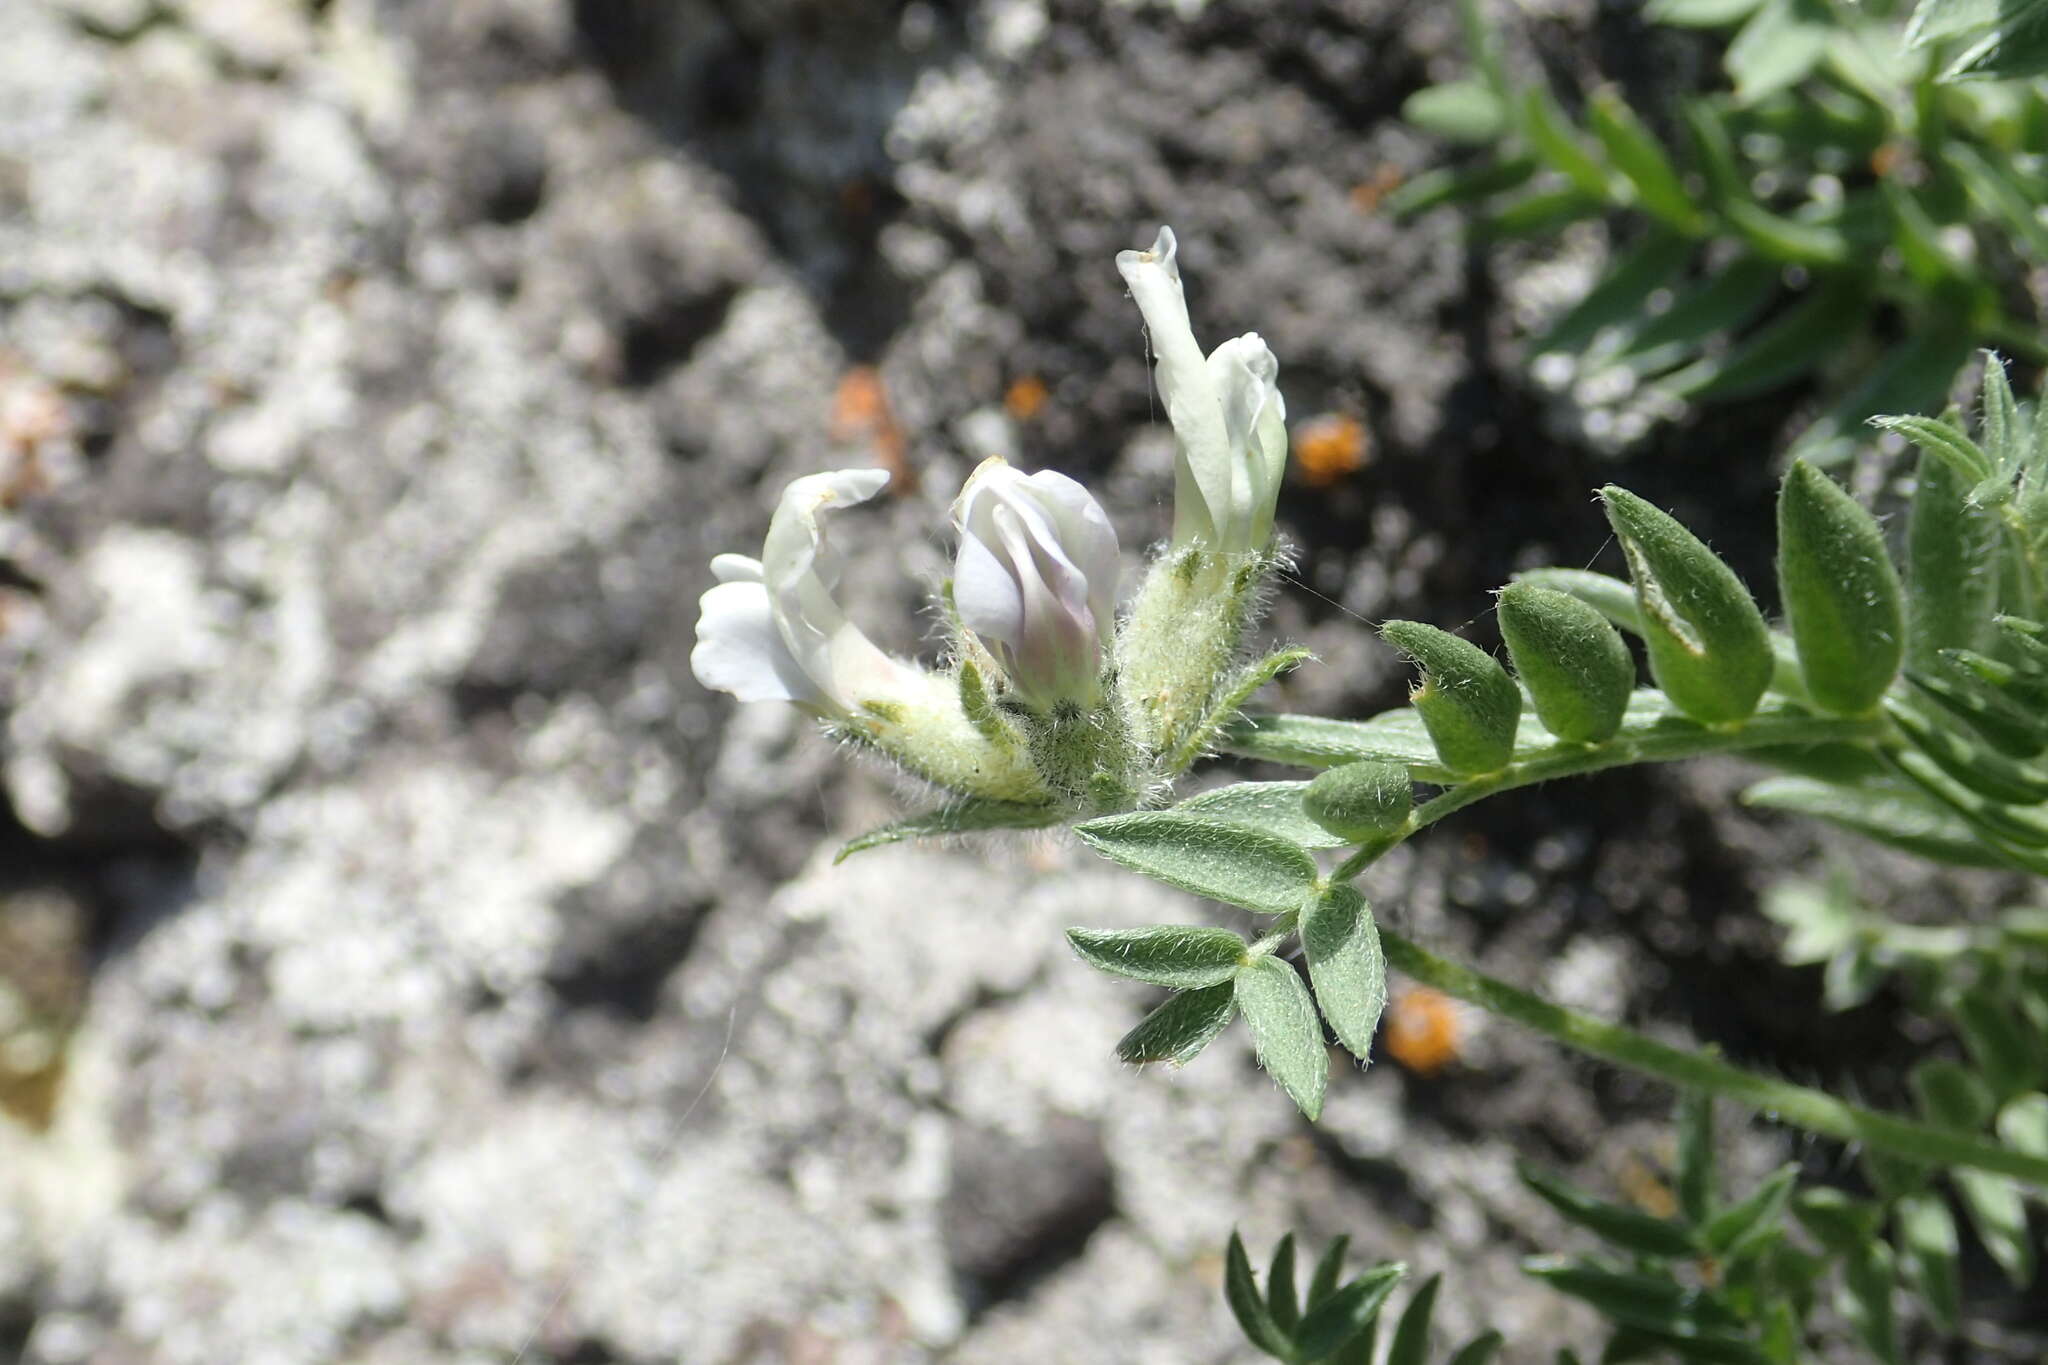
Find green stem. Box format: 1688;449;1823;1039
1376;927;2048;1190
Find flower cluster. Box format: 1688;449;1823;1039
690;227;1294;824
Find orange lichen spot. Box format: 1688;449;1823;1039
830;365;916;494
1617;1153;1678;1220
1384;984;1462;1075
1004;374;1050;421
1291;412;1368;488
1350;165;1406;215
1870;141;1905;179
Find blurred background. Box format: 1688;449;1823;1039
0;0;2011;1360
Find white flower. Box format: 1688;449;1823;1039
1116;226;1287;554
691;468;922;715
951;457;1120;711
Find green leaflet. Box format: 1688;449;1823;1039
1403;80;1506;144
1384;1273;1442;1365
1225;1230;1294;1360
1236;954;1328;1119
1742;775;2009;868
835;798;1062;862
1177;780;1352;850
1895;1193;1962;1335
1064;924;1247;989
1075;811;1319;915
1511;567;1646;634
1301;885;1387;1063
1588;93;1705;234
1775;461;1904;715
1603;486;1773;724
1115;982;1236;1065
1497;582;1636;743
1302;762;1413;843
1517;1161;1699;1259
1294;1264;1407;1360
1908;447;2002;671
1380;620;1522;775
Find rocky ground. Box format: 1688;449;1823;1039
0;0;2026;1361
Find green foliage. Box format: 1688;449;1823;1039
1496;581;1635;742
1601;486;1774;723
1775;460;1906;714
1303;762;1414;842
1396;0;2048;462
1377;621;1521;775
1225;1234;1503;1364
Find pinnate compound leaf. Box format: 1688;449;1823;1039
835;798;1060;862
1294;1263;1407;1360
1065;925;1246;989
1115;982;1235;1065
1177;781;1350;849
1518;1161;1699;1258
1075;812;1318;915
1236;954;1328;1120
1302;885;1387;1063
1225;1230;1294;1360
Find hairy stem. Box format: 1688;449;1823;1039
1375;927;2048;1189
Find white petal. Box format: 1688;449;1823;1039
761;467;892;599
1013;469;1119;643
710;554;764;584
690;580;826;706
952;521;1027;644
760;467;893;689
1118;226;1232;542
1208;333;1286;552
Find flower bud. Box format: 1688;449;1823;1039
951;456;1121;712
1117;227;1287;555
1777;460;1905;717
1601;486;1772;725
1380;620;1521;776
1497;582;1634;744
